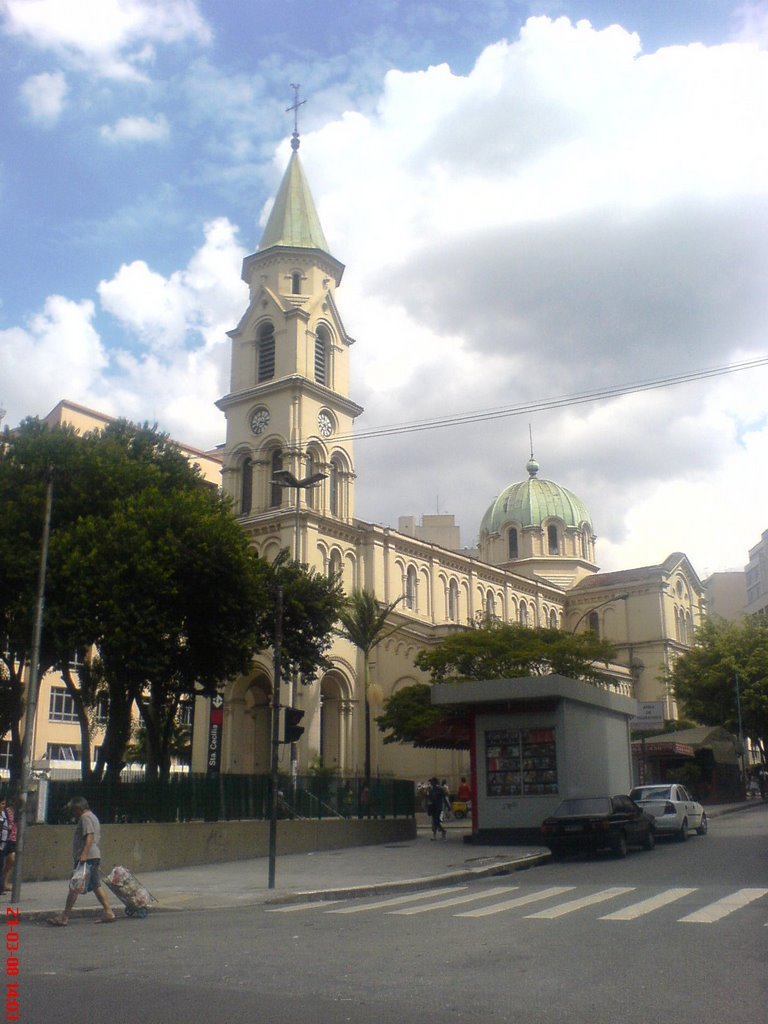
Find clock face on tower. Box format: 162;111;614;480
318;411;334;438
249;407;270;435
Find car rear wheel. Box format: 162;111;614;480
612;832;628;858
696;813;708;836
678;817;689;841
642;827;655;851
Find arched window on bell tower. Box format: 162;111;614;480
241;456;253;515
291;271;302;295
315;326;329;386
258;321;275;383
547;523;560;555
269;448;283;508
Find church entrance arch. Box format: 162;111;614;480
319;671;352;772
226;674;272;774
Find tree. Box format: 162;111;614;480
375;683;444;745
414;622;617;685
671;616;768;759
336;590;403;782
376;622;618;748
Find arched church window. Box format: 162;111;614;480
588;611;600;636
508;528;519;559
328;549;342;580
519;603;528;626
486;591;496;620
305;450;317;510
315;327;329;386
547;524;560;555
549;608;558;629
241;456;253;515
448;579;459;622
329;457;340;516
405;566;417;610
258;322;275;382
270;449;283;508
291;271;302;295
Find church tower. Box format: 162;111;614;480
217;122;363;535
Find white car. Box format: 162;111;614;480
629;784;707;840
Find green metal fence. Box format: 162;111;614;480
43;774;415;824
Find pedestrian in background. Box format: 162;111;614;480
48;797;115;926
427;777;447;840
1;797;17;895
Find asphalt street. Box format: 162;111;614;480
19;804;767;1024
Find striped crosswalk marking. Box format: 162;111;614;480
525;886;635;919
678;888;768;924
388;886;518;915
266;900;344;913
599;888;697;921
456;886;577;918
326;885;467;914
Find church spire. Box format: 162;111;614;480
258;85;331;254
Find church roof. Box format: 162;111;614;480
480;458;592;534
259;149;331;254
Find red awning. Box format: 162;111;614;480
632;741;695;758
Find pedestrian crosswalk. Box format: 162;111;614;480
266;884;768;926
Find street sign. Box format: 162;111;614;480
207;693;224;773
630;701;665;732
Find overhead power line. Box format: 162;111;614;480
335;354;768;443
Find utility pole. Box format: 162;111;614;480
12;469;54;904
267;586;283;889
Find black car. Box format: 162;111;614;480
541;795;655;859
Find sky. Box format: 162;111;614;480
1;0;767;580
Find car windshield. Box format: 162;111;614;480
630;786;671;801
553;798;612;816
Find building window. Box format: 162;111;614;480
0;741;13;773
258;322;275;382
486;591;496;619
549;609;558;629
547;524;559;555
270;449;283;508
405;566;417;610
329;457;341;516
305;451;316;510
588;611;600;636
328;549;342;580
508;528;519;559
291;271;302;295
448;579;459;621
47;743;81;762
49;686;79;723
315;327;328;385
241;456;253;514
519;603;528;626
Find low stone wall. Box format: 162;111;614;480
23;817;417;882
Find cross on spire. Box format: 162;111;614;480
287;83;306;151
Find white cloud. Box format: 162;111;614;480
0;296;108;417
19;70;68;123
1;0;211;80
100;113;169;142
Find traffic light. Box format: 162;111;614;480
283;706;305;743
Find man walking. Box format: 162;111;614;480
48;797;115;926
426;777;447;840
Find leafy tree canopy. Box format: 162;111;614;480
414;622;617;685
671;616;768;756
376;683;444;745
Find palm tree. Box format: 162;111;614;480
336;590;403;783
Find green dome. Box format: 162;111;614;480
480;460;592;535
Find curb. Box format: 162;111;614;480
263;851;550;905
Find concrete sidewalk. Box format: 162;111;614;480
15;803;758;923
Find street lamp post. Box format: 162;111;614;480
270;467;327;783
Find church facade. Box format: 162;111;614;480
189;136;706;787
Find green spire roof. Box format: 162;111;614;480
480;460;592;535
259;150;330;253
